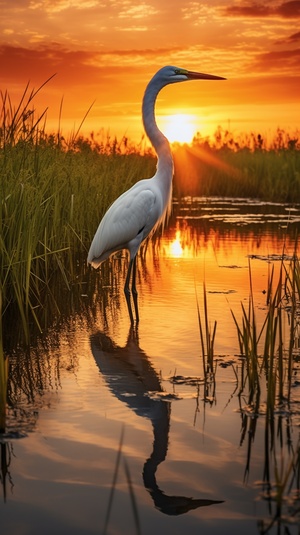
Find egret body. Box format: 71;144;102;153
87;66;225;322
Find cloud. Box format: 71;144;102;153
29;0;99;13
0;43;187;86
275;31;300;44
251;47;300;72
225;1;300;19
0;44;94;83
277;0;300;17
117;3;159;19
181;3;217;23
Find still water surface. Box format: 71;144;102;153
2;198;300;535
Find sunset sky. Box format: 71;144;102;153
1;0;299;143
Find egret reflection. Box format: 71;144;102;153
90;326;223;515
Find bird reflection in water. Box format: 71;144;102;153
90;327;223;515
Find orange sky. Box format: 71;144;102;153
1;0;300;143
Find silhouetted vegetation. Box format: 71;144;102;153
173;127;300;199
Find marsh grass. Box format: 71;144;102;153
225;257;300;530
232;258;299;405
195;282;217;375
173;127;300;199
194;256;300;530
0;83;156;433
0;83;156;347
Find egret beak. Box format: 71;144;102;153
187;71;226;81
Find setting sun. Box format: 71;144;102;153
160;114;198;144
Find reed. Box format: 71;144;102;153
231;255;300;399
232;259;300;529
195;282;217;375
231;264;262;394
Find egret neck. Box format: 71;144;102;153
142;76;174;206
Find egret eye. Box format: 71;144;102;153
173;68;189;77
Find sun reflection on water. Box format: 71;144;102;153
169;231;183;257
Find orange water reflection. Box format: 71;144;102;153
132;219;296;362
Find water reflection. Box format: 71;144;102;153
90;326;223;515
236;354;300;534
0;443;13;502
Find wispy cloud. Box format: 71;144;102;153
275;30;300;44
181;3;218;24
29;0;99;13
225;1;300;19
117;2;159;19
251;47;300;72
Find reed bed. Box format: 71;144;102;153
173;128;300;199
0;83;155;347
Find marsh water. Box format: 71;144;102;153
2;197;300;535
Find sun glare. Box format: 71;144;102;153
170;236;183;257
161;114;198;144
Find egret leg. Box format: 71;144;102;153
131;256;139;323
124;259;134;324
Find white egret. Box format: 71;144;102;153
87;66;225;322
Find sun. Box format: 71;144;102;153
160;113;198;144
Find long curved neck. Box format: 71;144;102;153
142;77;174;178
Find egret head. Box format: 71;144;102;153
153;65;226;85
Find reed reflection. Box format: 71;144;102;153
237;351;300;533
0;442;13;503
0;341;73;502
90;326;223;515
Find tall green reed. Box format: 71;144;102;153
195;282;217;376
231;253;300;463
230;258;300;529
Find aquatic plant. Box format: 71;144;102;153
228;256;300;531
195;282;217;375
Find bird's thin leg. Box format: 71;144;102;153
131;256;139;323
124;259;134;324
